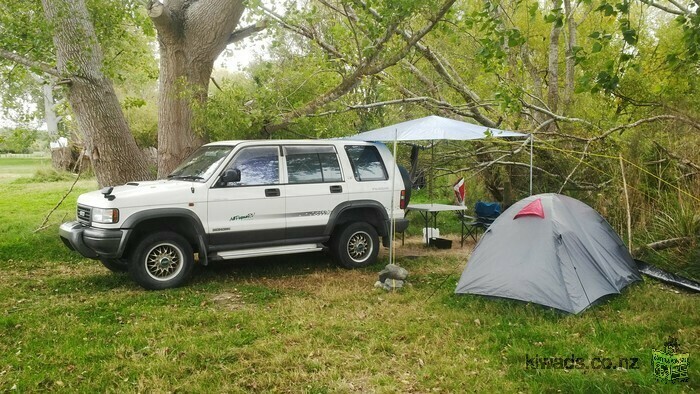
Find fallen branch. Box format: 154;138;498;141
558;141;591;193
632;236;697;256
653;141;700;172
34;155;84;233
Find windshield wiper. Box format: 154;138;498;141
167;175;204;181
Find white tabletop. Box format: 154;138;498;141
407;203;467;212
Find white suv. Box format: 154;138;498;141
60;140;411;289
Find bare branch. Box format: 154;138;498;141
354;0;497;128
365;0;457;74
228;20;268;44
306;96;455;117
633;236;696;256
210;77;223;92
667;0;691;13
401;60;441;98
262;0;456;134
558;141;591;193
593;114;700;141
638;0;686;15
653;141;700;172
261;6;347;62
0;49;62;78
34;154;84;233
522;101;599;132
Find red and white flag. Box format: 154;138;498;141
453;177;465;206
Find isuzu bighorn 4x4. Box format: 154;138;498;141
60;140;411;289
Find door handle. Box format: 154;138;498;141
265;188;280;197
330;185;343;193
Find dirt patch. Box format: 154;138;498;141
381;235;476;258
211;291;246;311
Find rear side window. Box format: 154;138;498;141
285;146;343;184
345;145;388;181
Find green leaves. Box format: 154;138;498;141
544;8;564;28
592;41;603;53
595;2;616;16
619;19;637;45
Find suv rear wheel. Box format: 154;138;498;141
331;222;379;268
129;231;194;290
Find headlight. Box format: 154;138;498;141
92;208;119;224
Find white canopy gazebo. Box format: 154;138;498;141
347;115;532;259
347;115;532;195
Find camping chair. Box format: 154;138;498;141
460;201;501;246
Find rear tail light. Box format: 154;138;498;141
400;190;406;209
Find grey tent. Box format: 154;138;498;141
455;193;641;314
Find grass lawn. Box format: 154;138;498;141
0;158;697;392
0;157;51;182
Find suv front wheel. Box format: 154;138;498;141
331;222;379;269
129;231;194;290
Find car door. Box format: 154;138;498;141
207;145;285;249
283;145;348;241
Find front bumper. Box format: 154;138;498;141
59;221;128;259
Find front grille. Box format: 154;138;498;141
77;205;91;225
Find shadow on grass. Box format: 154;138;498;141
196;251;342;282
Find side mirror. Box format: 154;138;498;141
220;168;241;184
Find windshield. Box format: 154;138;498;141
168;145;233;182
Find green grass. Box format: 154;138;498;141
0;157;51;182
0;158;698;392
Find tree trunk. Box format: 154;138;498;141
149;0;246;178
547;0;563;113
41;0;152;187
563;0;577;108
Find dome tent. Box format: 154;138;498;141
455;193;641;314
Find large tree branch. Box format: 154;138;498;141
305;96;459;118
261;6;348;62
365;0;457;74
354;0;498;128
147;0;176;37
667;0;691;13
633;236;696;256
228;20;268;44
592;114;700;141
638;0;686;15
262;0;455;134
0;49;62;79
522;101;599;131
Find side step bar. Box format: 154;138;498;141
211;244;324;261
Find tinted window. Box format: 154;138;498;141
345;145;388;181
226;146;279;186
285;146;343;184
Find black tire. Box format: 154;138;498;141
128;231;194;290
99;258;128;273
331;222;379;269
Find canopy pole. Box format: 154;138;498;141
389;128;398;266
430;140;435;202
529;134;533;196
